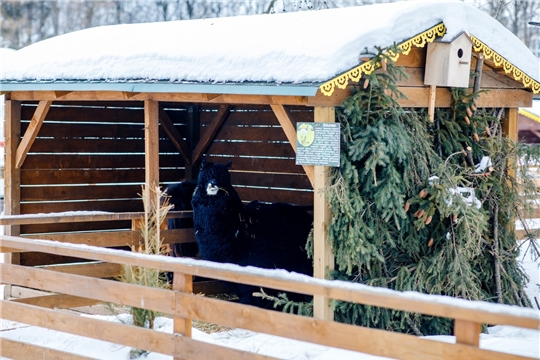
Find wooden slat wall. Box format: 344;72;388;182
202;105;313;205
17;101;190;265
14;102;313;268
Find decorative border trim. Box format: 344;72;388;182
319;24;540;96
319;23;446;96
469;35;540;94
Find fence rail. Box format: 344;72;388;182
0;233;538;360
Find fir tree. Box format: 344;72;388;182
303;46;538;335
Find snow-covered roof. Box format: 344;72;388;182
0;0;538;97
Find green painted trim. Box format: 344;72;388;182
0;81;320;97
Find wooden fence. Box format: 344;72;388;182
0;216;539;360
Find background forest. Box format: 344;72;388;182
1;0;540;56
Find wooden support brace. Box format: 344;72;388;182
454;319;481;347
428;85;436;122
15;100;51;169
159;105;192;166
270;104;315;186
192;104;230;166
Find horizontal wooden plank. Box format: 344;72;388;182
309;85;533;108
12;294;100;309
0;300;277;360
28;137;178;153
40;261;122;278
21;168;182;185
206;141;295;158
21;121;145;138
21;184;144;201
201;107;313;126
22;154;184;170
3;239;538;331
1;265;534;360
21;104;145;123
0;338;98;360
214;125;289;142
0;210;192;226
19;252;92;267
232;171;312;190
24;228;194;248
20;199;144;214
21;220;132;235
235;187;313;205
193;280;237;295
204;155;306;174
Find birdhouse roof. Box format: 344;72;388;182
1;0;538;97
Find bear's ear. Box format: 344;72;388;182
226;160;232;170
201;158;207;168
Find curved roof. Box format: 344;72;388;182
1;0;538;96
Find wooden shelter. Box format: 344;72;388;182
0;2;538;320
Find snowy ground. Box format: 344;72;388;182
1;315;539;360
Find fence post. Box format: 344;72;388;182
454;319;481;347
173;272;192;360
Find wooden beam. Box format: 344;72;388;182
1;338;97;360
40;262;122;278
0;210;192;226
15;100;51;169
53;91;72;99
270;104;314;186
191;104;230;165
12;293;100;309
308;86;533;108
144;100;160;208
9;91;309;106
312;107;335;321
159;105;192;166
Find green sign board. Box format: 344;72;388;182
295;122;340;167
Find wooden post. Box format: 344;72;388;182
144;100;160;211
428;85;436;122
3;100;21;300
173;272;192;360
313;106;335;321
502;108;518;180
454;319;481;347
185;105;200;181
502;108;518;143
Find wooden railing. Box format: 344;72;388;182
0;233;538;360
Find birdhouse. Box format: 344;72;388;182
424;32;473;88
